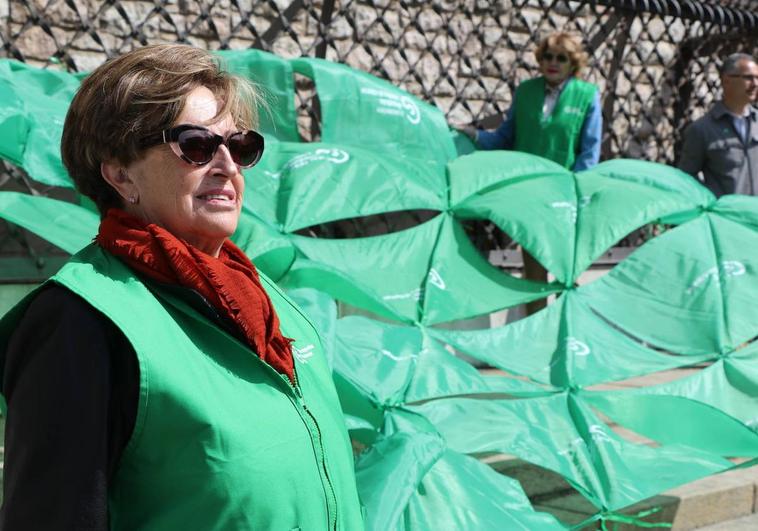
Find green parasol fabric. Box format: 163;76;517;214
431;290;712;389
291;56;457;178
254;141;444;232
450;154;715;285
408;392;751;512
0;192;98;253
582;206;758;355
0;60;81;188
217;48;300;142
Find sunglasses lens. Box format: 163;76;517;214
543;52;569;64
170;127;263;167
177;130;217;164
228;131;264;168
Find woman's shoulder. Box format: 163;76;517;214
6;283;131;364
0;282;139;420
24;283;106;322
0;282;103;353
517;77;544;90
568;77;599;93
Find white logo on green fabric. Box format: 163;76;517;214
266;148;350;179
380;349;417;362
686;260;746;294
383;287;422;301
428;268;446;289
558;425;618;458
563;106;584;116
589;424;616;444
293;344;315;364
360;87;421;125
566;337;590;357
550;196;591;223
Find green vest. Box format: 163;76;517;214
514;77;597;169
0;244;364;531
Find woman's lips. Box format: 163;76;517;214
196;189;236;204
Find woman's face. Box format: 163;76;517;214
540;46;573;87
124;85;244;257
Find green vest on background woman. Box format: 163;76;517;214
514;77;598;169
0;244;364;531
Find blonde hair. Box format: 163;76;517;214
61;44;260;215
535;32;588;77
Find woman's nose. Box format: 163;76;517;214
211;144;239;175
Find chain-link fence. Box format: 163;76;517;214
3;0;757;160
1;0;757;276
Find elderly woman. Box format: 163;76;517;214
0;45;363;530
459;32;602;315
462;31;602;172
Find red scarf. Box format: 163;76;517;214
96;209;295;384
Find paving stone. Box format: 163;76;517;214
484;455;573;498
665;468;757;530
615;494;681;531
695;511;758;530
533;501;597;528
609;367;704;388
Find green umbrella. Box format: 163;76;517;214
0;192;98;253
0;60;81;188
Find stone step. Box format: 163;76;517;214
662;467;757;530
694;512;758;530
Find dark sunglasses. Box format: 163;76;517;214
542;52;569;64
141;125;264;168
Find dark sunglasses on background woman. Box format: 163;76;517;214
542;52;569;64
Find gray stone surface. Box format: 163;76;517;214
666;468;758;530
695;512;758;530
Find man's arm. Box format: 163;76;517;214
572;91;602;172
678;122;706;179
475;96;517;150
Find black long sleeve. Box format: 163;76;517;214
0;285;138;531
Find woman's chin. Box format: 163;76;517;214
176;216;238;251
192;203;241;228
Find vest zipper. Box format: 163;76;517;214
283;367;339;531
303;403;339;531
259;276;339;528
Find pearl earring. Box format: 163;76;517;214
128;195;138;204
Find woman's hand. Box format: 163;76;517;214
453;125;477;141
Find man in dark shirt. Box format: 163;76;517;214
679;53;758;197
